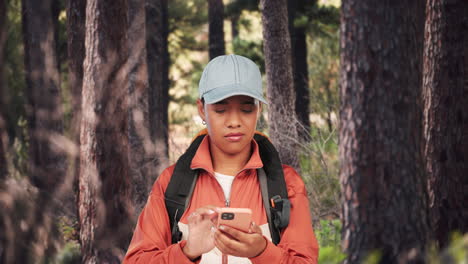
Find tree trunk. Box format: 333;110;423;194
79;0;133;262
22;0;65;260
340;1;428;263
231;14;239;41
288;0;312;140
127;0;158;214
0;116;5;179
261;0;299;170
208;0;225;59
146;0;170;189
67;0;86;240
52;0;60;71
0;0;7;179
22;0;64;192
423;0;468;248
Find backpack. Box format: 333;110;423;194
164;130;291;245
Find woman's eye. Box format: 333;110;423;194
214;109;225;113
241;106;254;113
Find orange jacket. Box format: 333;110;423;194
123;135;319;263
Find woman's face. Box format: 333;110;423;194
197;95;261;156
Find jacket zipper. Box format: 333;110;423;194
191;167;234;207
192;167;260;208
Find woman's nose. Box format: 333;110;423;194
226;110;241;128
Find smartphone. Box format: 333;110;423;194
217;208;252;233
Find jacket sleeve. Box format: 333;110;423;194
249;165;319;264
123;167;198;264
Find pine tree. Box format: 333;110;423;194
261;0;299;170
79;0;134;262
339;0;429;262
208;0;225;59
423;0;468;248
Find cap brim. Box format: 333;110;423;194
202;84;268;105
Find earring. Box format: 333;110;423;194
202;120;206;125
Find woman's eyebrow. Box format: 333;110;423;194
214;100;228;105
241;101;255;105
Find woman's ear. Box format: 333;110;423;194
197;99;206;121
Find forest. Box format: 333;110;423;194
0;0;467;263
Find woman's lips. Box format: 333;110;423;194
225;133;244;142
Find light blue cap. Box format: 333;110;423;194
199;54;268;104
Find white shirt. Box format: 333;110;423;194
214;172;235;201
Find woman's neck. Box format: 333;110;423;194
209;142;252;176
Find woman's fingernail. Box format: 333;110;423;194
219;225;225;230
207;209;215;214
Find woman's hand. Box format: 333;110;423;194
182;206;220;260
214;222;267;258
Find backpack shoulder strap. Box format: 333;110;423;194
254;133;291;245
165;134;206;244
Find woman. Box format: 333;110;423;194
124;54;319;263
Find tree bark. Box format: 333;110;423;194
22;0;65;191
423;0;468;248
231;14;239;41
0;116;6;179
208;0;225;59
261;0;299;170
67;0;86;242
127;0;159;214
52;0;61;71
79;0;133;262
67;0;86;129
340;1;428;263
146;0;170;189
22;0;65;260
288;0;312;140
0;0;7;179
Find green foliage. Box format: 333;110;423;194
319;246;346;264
53;242;81;264
167;0;210;125
169;0;207;33
307;21;340;122
316;219;346;264
232;38;264;73
428;233;468;264
300;124;340;220
316;219;341;247
298;2;341;224
51;216;81;264
168;0;208;53
4;0;27;140
363;251;383;264
225;0;259;18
